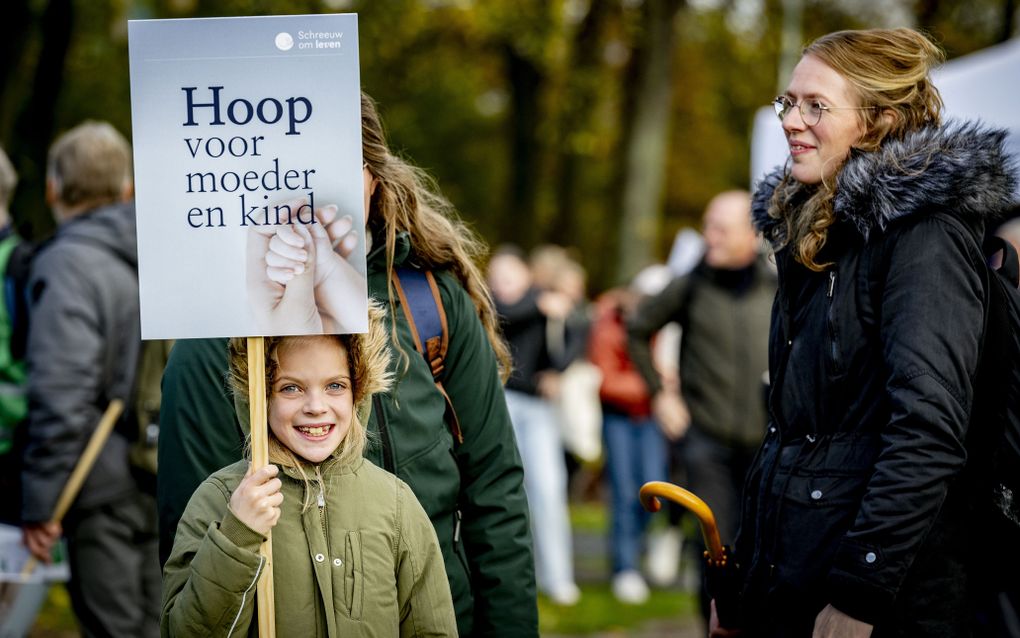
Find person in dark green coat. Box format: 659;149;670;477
158;93;537;636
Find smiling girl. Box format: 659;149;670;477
160;305;457;637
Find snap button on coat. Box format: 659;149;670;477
865;552;877;564
315;553;325;563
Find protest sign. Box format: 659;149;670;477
129;15;365;636
129;13;367;340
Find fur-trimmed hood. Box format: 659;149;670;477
752;121;1018;244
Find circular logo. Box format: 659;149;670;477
275;32;294;51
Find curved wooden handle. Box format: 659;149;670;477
639;481;726;563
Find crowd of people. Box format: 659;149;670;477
0;24;1017;638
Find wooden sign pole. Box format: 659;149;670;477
247;337;276;638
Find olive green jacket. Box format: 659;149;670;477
158;233;537;636
161;457;456;637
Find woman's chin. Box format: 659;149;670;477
790;163;822;185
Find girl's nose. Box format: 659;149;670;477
303;391;326;414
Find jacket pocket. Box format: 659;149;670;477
768;435;878;596
344;531;363;620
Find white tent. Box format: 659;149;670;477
750;37;1020;198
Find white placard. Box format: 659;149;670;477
128;14;367;339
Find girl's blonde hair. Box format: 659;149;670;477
770;28;945;270
227;303;392;506
360;92;513;380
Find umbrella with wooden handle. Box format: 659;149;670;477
20;399;125;579
639;481;741;628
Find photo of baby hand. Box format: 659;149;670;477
246;197;368;335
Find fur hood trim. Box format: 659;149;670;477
752;121;1018;242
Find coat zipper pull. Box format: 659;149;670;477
453;510;462;543
314;464;326;508
828;271;836;297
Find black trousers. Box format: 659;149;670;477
63;490;161;638
677;427;758;624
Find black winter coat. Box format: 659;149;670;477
737;122;1017;637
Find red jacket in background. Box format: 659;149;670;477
589;291;653;418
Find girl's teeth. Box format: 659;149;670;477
299;425;329;436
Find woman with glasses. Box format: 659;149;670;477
712;28;1016;637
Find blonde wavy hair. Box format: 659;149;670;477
360;93;512;380
770;28;945;270
227;302;392;508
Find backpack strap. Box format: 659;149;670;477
0;234;27;449
0;235;23;345
391;268;463;444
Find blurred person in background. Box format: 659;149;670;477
590;264;673;604
544;255;601;490
0;146;34;525
644;229;704;589
628;190;775;626
489;244;583;606
21;121;159;638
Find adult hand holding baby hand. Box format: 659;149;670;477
246;198;324;334
256;202;367;333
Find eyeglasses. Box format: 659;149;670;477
773;95;873;126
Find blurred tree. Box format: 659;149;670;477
0;0;33;142
546;0;614;246
0;0;1012;292
8;0;73;240
615;0;683;283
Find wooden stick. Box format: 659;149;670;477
247;336;276;638
21;399;125;578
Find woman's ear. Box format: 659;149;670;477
880;107;898;131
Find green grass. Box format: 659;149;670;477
569;501;609;534
539;585;695;635
542;501;699;635
28;585;78;637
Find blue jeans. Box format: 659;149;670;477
504;389;576;594
603;411;667;574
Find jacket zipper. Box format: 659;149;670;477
826;271;843;374
372;394;396;473
315;466;329;549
